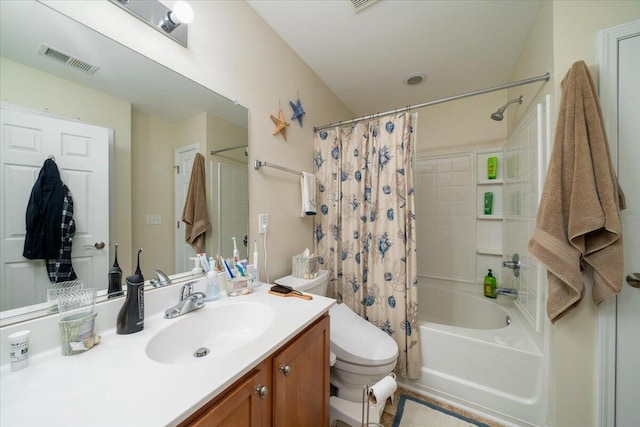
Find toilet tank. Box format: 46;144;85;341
274;270;329;296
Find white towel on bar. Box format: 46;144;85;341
300;172;317;217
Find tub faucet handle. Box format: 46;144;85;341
503;253;521;278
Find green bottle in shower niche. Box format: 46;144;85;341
484;192;493;215
484;269;497;298
487;156;498;179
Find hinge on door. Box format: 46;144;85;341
174;165;179;174
177;221;180;229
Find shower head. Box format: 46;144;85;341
490;96;523;121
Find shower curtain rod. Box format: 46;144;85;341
313;72;550;132
210;144;248;155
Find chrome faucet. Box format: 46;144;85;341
164;281;206;319
496;288;519;298
150;269;172;288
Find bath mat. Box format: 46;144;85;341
392;394;490;427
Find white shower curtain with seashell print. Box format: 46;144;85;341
313;112;420;379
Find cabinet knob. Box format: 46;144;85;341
278;364;292;377
254;384;268;399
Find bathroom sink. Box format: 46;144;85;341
145;302;275;365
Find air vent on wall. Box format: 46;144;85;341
37;44;100;75
350;0;378;13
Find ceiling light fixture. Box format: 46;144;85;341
109;0;193;47
403;72;427;86
159;1;194;33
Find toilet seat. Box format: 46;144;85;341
329;304;398;366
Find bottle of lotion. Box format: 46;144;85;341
484;269;497;299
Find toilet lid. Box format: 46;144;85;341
329;304;398;366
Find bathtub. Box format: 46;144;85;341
399;278;546;427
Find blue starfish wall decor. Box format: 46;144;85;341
289;99;306;127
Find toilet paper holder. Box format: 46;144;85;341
361;373;396;427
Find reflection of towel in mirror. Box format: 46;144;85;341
182;153;211;253
300;172;317;217
528;60;625;323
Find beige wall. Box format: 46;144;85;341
509;2;640;426
552;3;640;427
415;90;507;156
507;0;554;130
43;0;353;282
0;56;134;273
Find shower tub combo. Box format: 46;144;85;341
399;278;546;427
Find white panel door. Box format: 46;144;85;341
0;105;109;311
615;32;640;427
174;144;199;274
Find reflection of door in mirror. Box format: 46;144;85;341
0;104;110;311
175;144;200;274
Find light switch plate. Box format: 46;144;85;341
146;214;161;225
258;213;268;234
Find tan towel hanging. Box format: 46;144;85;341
182;153;211;253
528;60;625;323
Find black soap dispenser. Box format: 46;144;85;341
108;243;123;299
117;249;145;334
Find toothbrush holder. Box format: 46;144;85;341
226;274;253;297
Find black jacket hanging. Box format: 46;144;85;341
46;185;77;282
23;159;65;260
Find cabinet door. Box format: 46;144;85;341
183;360;271;427
273;315;330;427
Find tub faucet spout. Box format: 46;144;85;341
496;288;518;298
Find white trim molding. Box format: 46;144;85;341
597;19;640;427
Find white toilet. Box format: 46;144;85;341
274;270;399;404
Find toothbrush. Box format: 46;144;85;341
236;263;247;277
222;258;235;279
232;237;239;263
253;240;259;266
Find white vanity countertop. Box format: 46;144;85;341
0;284;335;427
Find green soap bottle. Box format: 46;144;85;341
484;269;497;298
487;156;498;179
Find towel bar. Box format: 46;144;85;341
254;159;303;176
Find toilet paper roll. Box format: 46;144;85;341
368;375;397;406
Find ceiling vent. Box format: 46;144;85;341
37;44;99;75
350;0;378;13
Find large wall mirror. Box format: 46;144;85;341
0;1;249;325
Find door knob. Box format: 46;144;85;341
83;242;105;250
626;273;640;289
254;384;268;399
278;364;292;376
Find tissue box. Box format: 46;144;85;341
292;254;318;279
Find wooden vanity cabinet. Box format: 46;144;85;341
180;314;329;427
273;314;330;427
181;358;272;427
